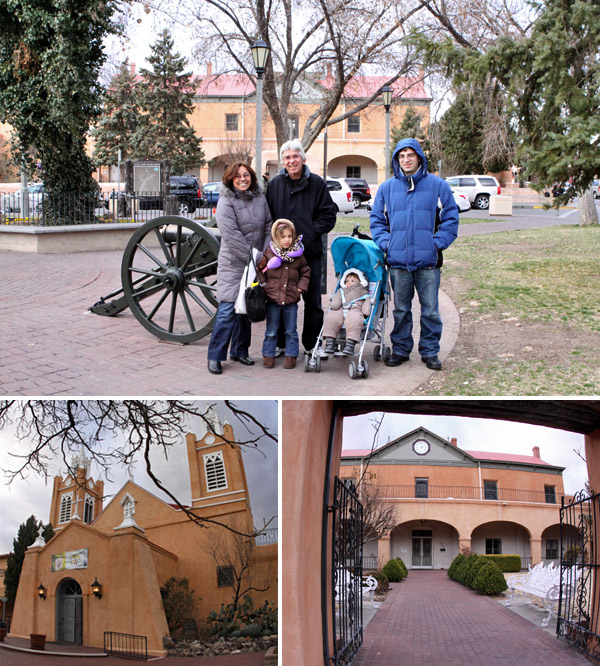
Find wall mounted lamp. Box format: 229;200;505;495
91;578;103;599
37;583;46;600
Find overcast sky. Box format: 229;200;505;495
0;401;277;554
342;412;589;495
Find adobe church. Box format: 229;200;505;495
8;407;277;657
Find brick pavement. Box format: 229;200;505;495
352;571;590;666
0;246;458;397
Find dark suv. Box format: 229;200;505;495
345;178;371;208
138;176;204;214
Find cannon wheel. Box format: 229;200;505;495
121;216;220;344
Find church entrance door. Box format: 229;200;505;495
56;578;83;644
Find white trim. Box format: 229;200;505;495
196;442;224;451
192;489;245;502
194;498;247;509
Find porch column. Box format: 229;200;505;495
530;537;542;566
377;534;391;566
459;537;471;554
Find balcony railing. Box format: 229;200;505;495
255;527;278;545
373;484;569;505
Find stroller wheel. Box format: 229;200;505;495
383;346;392;362
361;360;369;379
348;361;358;379
303;354;310;372
315;355;322;372
373;346;381;362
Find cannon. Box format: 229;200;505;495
90;216;221;344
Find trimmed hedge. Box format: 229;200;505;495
472;562;508;595
372;570;389;593
480;554;521;572
381;558;405;582
447;553;508;596
394;557;408;579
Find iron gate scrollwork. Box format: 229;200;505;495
330;476;364;665
558;489;600;661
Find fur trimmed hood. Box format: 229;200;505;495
340;268;368;288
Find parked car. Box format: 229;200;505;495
444;175;501;210
326;177;354;214
592;179;599;199
138;176;204;214
344;178;371;208
203;182;222;205
451;188;471;213
1;182;45;213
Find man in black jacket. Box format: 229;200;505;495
266;140;337;353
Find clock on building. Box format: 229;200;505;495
412;439;430;456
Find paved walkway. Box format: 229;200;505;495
0;638;267;664
352;571;590;666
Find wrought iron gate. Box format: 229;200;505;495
558;489;600;661
330;477;364;665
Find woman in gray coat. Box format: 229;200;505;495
207;162;272;375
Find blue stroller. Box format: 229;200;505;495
304;235;391;379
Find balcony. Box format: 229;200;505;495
373;484;569;505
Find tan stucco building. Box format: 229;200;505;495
8;409;277;657
339;426;567;570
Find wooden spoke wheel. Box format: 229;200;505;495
121;216;220;344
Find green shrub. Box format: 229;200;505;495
456;554;479;585
207;595;277;639
381;558;404;582
472;562;508;595
448;554;466;580
372;570;389;593
464;557;488;588
480;554;521;572
394;557;408;579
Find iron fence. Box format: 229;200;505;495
331;477;363;666
0;190;216;226
374;483;569;504
104;631;148;660
558;489;600;662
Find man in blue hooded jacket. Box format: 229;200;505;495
370;138;459;370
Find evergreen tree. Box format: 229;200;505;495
4;516;54;603
0;0;118;195
391;107;432;167
132;30;205;175
92;60;141;168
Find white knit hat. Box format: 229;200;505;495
340;268;368;288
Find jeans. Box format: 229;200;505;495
263;302;299;358
389;267;442;357
206;301;252;361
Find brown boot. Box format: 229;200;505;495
263;355;275;368
283;356;296;369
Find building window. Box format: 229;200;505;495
217;566;235;587
84;495;94;524
346;166;361;178
59;493;72;523
203;451;228;491
348;116;360;133
546;539;559;560
483;481;498;500
226;114;238;132
288;115;299;140
415;478;428;499
545;485;557;503
486;539;502;554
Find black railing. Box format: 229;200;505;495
104;631;148;660
331;477;364;666
363;556;378;571
558;490;600;662
374;484;570;505
0;190;217;226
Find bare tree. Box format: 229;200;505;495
164;0;427;152
352;469;399;547
202;514;274;614
0;400;276;537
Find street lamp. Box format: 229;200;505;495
251;39;270;180
381;85;393;179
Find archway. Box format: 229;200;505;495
471;521;531;568
56;578;82;644
327;156;378;187
390;519;459;570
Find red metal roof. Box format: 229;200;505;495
340;448;550;465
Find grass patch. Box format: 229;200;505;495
458;216;503;225
333;216;363;235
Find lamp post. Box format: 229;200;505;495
251;39;270;180
381;86;393;180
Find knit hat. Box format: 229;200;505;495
341;268;368;287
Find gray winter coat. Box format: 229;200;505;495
215;187;272;302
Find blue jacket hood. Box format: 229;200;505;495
392;138;428;178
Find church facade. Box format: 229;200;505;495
8;410;277;657
340;427;568;571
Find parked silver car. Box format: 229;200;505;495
0;182;45;214
326;177;354;214
445;175;501;210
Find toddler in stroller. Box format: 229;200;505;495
322;268;371;356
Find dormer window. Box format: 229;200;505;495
59;493;73;523
203;451;228;492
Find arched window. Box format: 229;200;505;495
84;495;94;523
59;493;72;523
203;451;228;492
